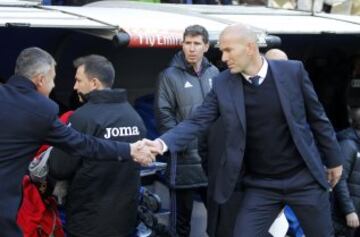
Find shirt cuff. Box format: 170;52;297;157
157;138;168;153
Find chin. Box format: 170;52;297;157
229;68;239;74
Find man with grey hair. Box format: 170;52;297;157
145;23;343;236
0;47;154;237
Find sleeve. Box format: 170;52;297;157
48;114;84;179
48;148;81;179
160;81;220;153
44;117;131;162
155;71;178;134
299;62;343;168
334;139;357;215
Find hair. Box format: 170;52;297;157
15;47;56;79
183;25;209;44
73;55;115;88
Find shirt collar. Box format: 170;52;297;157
241;57;268;85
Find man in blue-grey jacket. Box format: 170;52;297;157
0;47;154;237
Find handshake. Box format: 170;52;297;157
130;138;165;166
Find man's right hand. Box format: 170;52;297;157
346;212;360;228
130;140;155;166
142;138;164;155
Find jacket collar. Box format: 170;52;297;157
228;60;292;134
170;51;211;75
228;72;246;133
7;75;36;91
84;88;128;104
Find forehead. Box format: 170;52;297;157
219;33;236;48
183;35;205;43
219;32;241;49
75;65;86;77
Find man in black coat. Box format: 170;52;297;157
0;47;154;237
49;55;147;237
155;25;218;236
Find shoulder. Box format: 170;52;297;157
160;66;184;80
214;69;233;83
1;83;58;121
69;105;92;124
268;60;304;73
203;57;219;74
30;93;59;120
209;69;234;92
206;64;220;76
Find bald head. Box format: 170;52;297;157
220;23;258;44
219;23;262;75
265;49;288;60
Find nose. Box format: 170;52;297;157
73;82;78;90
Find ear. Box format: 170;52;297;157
246;42;257;56
32;74;45;88
92;78;102;89
204;43;210;53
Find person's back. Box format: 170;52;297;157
59;90;145;236
0;75;60;236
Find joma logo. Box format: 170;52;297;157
104;126;140;139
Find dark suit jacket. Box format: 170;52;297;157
161;60;343;204
0;76;130;237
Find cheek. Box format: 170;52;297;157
183;46;190;54
83;84;92;93
236;55;246;65
78;83;87;91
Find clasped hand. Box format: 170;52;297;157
130;139;164;166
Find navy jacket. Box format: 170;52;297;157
0;75;130;237
161;60;343;204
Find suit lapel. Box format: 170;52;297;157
228;73;246;133
269;61;294;128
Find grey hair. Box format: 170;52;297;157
15;47;56;79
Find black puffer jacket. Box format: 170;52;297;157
49;89;146;237
333;128;360;228
155;51;219;188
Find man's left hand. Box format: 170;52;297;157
327;165;343;188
